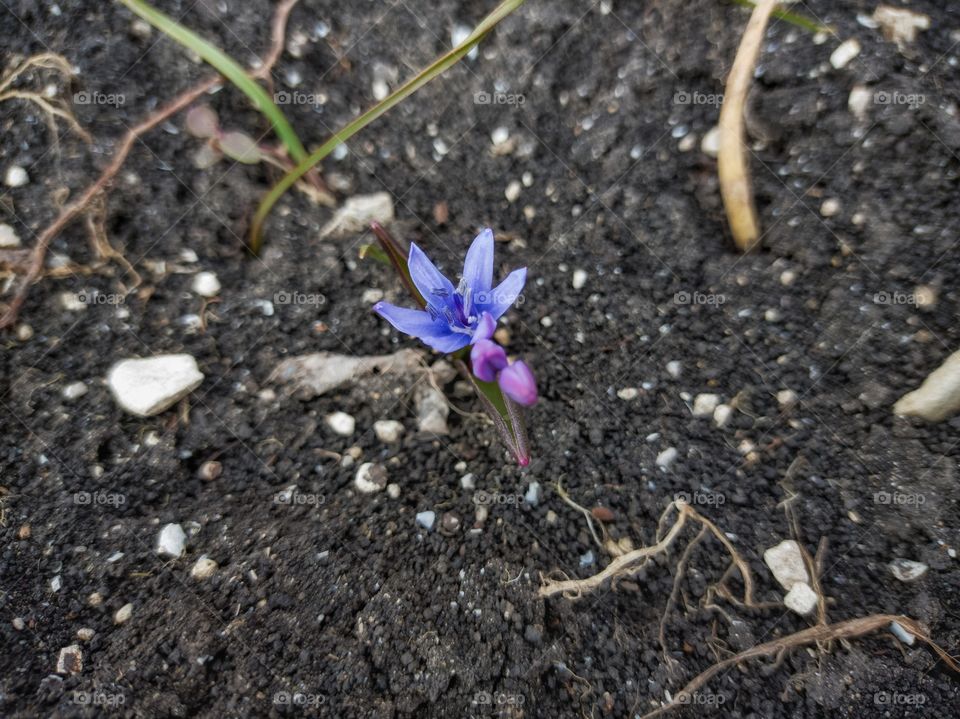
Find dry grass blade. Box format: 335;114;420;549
718;0;776;252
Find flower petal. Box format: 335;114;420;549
462;228;494;295
408;242;455;313
470;339;508;382
476;267;526;319
471;311;496;343
373;302;469;353
498;359;538;406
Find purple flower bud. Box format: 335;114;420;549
470;339;508;382
471;311;496;343
498;360;537;406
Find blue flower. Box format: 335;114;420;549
373;228;526;353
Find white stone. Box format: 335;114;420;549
656;447;678;469
505;180;522;203
415;510;436;530
666;361;682;378
56;645;83;674
692;393;720;417
361;288;384;304
354;462;386;494
617;387;638;401
107;355;204;417
780;270;797;286
157;523;186;558
491;126;510;145
524;481;542;506
76;628;95;641
889;620;916;646
459;473;476;490
820;198;841;217
62;381;88;401
0;223;21;247
784;582;819;616
326;411;356;436
889;558;928;582
4;165;28;187
714;403;733;427
572;269;588;290
386;483;401;499
191;271;221;297
700;125;721;158
114;603;133;624
190;556;218;580
830;39;861;69
848;85;872;120
872;5;930;46
894;350;960;422
777;389;799;410
373;419;404;442
763;540;809;590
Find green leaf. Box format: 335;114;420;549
475;376;510;422
358;244;391;264
249;0;527;253
730;0;831;33
116;0;308;162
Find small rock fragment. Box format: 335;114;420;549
524;481;542;507
354;462;387;494
889;558;928;583
326;411;356;436
0;223;21;247
572;269;588;290
784;582;819;616
894;350;960;422
617;387;638;400
62;382;88;401
872;5;930;47
692;393;720;417
4;165;28;187
666;361;682;378
320;192;394;238
197;460;222;481
819;198;841;217
763;540;809;591
76;628;95;642
107;355;204;417
889;620;916;646
830;39;861;69
656;447;678;469
386;483;401;499
415;510;436;531
848;85;872;120
713;403;733;428
777;389;799;410
191;271;221;297
440;512;461;534
505;180;522;203
190;556;218;580
700;126;721;158
373;419;404;443
114;603;133;624
157;523;186;558
56;645;83;675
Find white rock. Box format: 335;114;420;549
617;387;638;401
157;523;186;558
714;403;733;427
107;354;204;417
894;350;960;422
191;271;221;297
386;483;401;499
190;556;218;580
459;473;476;490
354;462;387;494
872;5;930;46
889;558;928;582
372;78;389;101
700;126;721;158
848;85;872;120
889;620;916;646
780;269;797;286
114;603;133;624
820;198;841;217
692;393;720;417
361;288;384;304
4;165;28;187
62;382;88;401
763;540;809;590
777;389;799;410
326;411;356;436
320;192;394;237
656;447;678;469
491;126;510;145
524;481;542;506
0;223;21;247
76;628;95;641
784;582;819;616
666;361;682;378
416;386;449;435
415;510;436;530
56;645;83;674
373;419;404;442
505;180;522;203
830;39;861;69
572;269;588;290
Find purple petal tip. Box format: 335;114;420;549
498;360;538;406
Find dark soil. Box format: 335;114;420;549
3;0;960;717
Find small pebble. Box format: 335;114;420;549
354;462;387;494
524;481;542;506
386;483;401;499
714;404;733;427
62;382;88;401
4;165;28;187
579;551;595;568
777;389;799;410
617;387;638;401
191;271;221;297
16;324;34;342
374;420;404;442
0;223;21;248
656;447;678;469
440;512;461;534
505;180;522;203
197;460;222;481
157;523;186;558
666;361;682;378
700;126;721;158
820;198;841;217
780;270;797;286
572;269;588;290
830;39;861;69
784;582;819;616
416;510;436;531
326;411;356;436
190;556;218;580
56;645;83;675
12;617;25;631
460;473;476;490
114;603;133;624
76;628;95;641
889;559;928;582
692;393;720;417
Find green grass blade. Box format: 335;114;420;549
116;0;308;162
730;0;831;33
249;0;526;252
